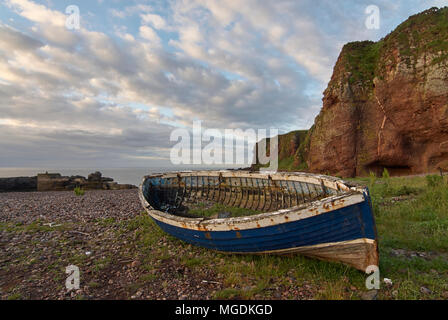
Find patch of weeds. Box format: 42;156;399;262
214;288;241;300
314;281;349;300
7;293;22;300
426;175;444;188
140;273;158;282
215;281;267;300
69;253;88;265
97;217;117;226
125;213;172;257
88;281;101;289
155;247;172;262
74;187;85;196
181;257;205;268
94;256;112;272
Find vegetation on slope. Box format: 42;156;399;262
390;7;448;66
252;130;308;171
343;41;382;87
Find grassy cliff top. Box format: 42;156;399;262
338;7;448;88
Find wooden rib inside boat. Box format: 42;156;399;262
139;171;379;272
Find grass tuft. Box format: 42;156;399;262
74;187;85;196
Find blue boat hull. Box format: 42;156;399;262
139;171;379;271
151;199;375;252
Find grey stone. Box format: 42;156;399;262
360;290;378;300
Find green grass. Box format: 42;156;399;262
349;174;448;299
350;172;448;253
181;257;205;268
7;293;22;300
372;179;448;252
277;156;296;171
343;41;381;87
188;203;261;218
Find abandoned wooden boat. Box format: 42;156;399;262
139;171;378;272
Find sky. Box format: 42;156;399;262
1;0;447;168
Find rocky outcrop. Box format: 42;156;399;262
0;172;136;192
0;177;37;193
37;172;136;192
254;7;448;177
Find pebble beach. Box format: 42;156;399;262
0;189;224;300
0;190;142;224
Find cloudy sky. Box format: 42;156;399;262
1;0;447;168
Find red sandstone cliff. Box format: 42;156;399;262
308;7;448;177
254;7;448;177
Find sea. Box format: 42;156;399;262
0;166;240;186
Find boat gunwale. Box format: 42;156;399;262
138;171;369;232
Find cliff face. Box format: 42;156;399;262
309;7;448;177
255;7;448;177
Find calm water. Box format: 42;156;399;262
0;166;234;186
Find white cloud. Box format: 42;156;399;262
141;13;166;29
139;25;161;44
5;0;66;26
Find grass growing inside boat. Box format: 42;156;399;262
187;202;262;218
125;174;448;300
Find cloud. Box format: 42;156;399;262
139;25;161;44
5;0;66;26
0;24;43;52
141;13;166;29
0;0;443;167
